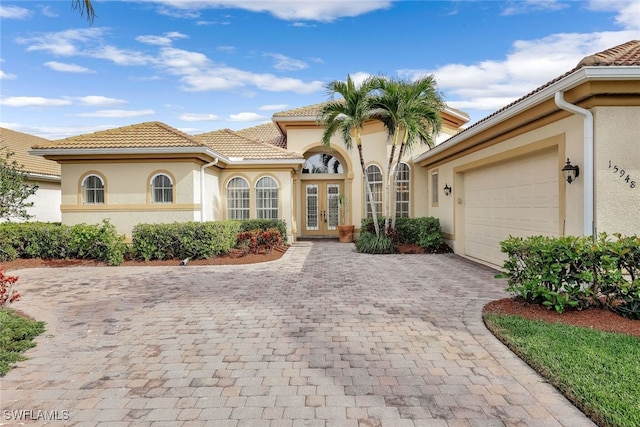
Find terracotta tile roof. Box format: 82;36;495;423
272;102;328;118
235;122;287;148
196;129;303;161
0;127;60;178
460;40;640;133
33;121;206;150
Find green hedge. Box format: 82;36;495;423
359;217;444;253
499;233;640;318
0;220;125;265
131;221;241;261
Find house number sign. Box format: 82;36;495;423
608;160;636;189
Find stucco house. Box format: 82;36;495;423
29;40;639;268
1;127;61;222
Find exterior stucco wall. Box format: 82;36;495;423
219;169;295;240
27;180;61;223
60;161;202;238
284;124;451;237
424;114;586;257
593;106;640;236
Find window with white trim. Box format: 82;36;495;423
82;175;104;204
255;176;279;219
395;162;410;218
151;174;173;203
431;171;439;206
365;164;383;218
226;177;250;220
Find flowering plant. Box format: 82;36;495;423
0;267;21;306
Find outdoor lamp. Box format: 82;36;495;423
561;158;580;184
443;183;452;196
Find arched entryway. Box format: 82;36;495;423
298;147;353;238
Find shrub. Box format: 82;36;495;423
359;217;444;253
499;233;640;317
237;228;283;254
0;268;20;307
132;221;240;261
0;308;46;376
237;219;288;243
355;232;395;254
0;221;125;265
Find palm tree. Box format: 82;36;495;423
318;75;381;236
72;0;96;24
371;75;444;229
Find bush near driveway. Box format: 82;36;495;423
498;233;640;317
357;216;444;254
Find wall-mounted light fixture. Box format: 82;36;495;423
443;183;452;196
561;158;580;184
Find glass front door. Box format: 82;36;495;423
303;181;342;237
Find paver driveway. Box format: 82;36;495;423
1;241;594;426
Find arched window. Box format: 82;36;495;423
395;163;410;218
82;174;104;204
302;153;343;174
255;176;279;219
151;173;173;203
365;164;383;219
226;177;250;220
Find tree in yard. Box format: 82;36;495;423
371;75;445;230
0;147;38;222
318;75;381;236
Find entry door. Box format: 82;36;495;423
303;181;342;237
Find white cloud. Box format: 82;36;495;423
75;109;155;118
0;5;31;19
502;0;569;16
587;0;640;30
179;113;220;121
17;28;155;66
44;61;94;73
0;96;72;107
146;0;394;22
398;31;640;121
260;104;289;111
137;32;188;46
265;53;308;71
41;6;58;18
0;70;17;80
158;47;325;94
73;96;128;106
229;112;267;122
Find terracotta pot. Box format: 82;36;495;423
337;225;355;243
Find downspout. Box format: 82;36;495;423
554;91;594;237
200;157;219;222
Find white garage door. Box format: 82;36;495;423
464;148;559;267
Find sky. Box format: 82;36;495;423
1;0;639;141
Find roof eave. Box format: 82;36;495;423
412;65;640;164
29;146;230;162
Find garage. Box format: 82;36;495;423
463;148;560;267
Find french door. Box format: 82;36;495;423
302;181;342;237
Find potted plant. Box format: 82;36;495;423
337;194;355;243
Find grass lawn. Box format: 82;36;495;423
484;313;640;427
0;308;46;376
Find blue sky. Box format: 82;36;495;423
1;0;639;140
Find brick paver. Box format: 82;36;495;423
0;241;595;426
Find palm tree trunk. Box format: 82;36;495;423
391;140;407;229
358;143;380;236
384;143;397;233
